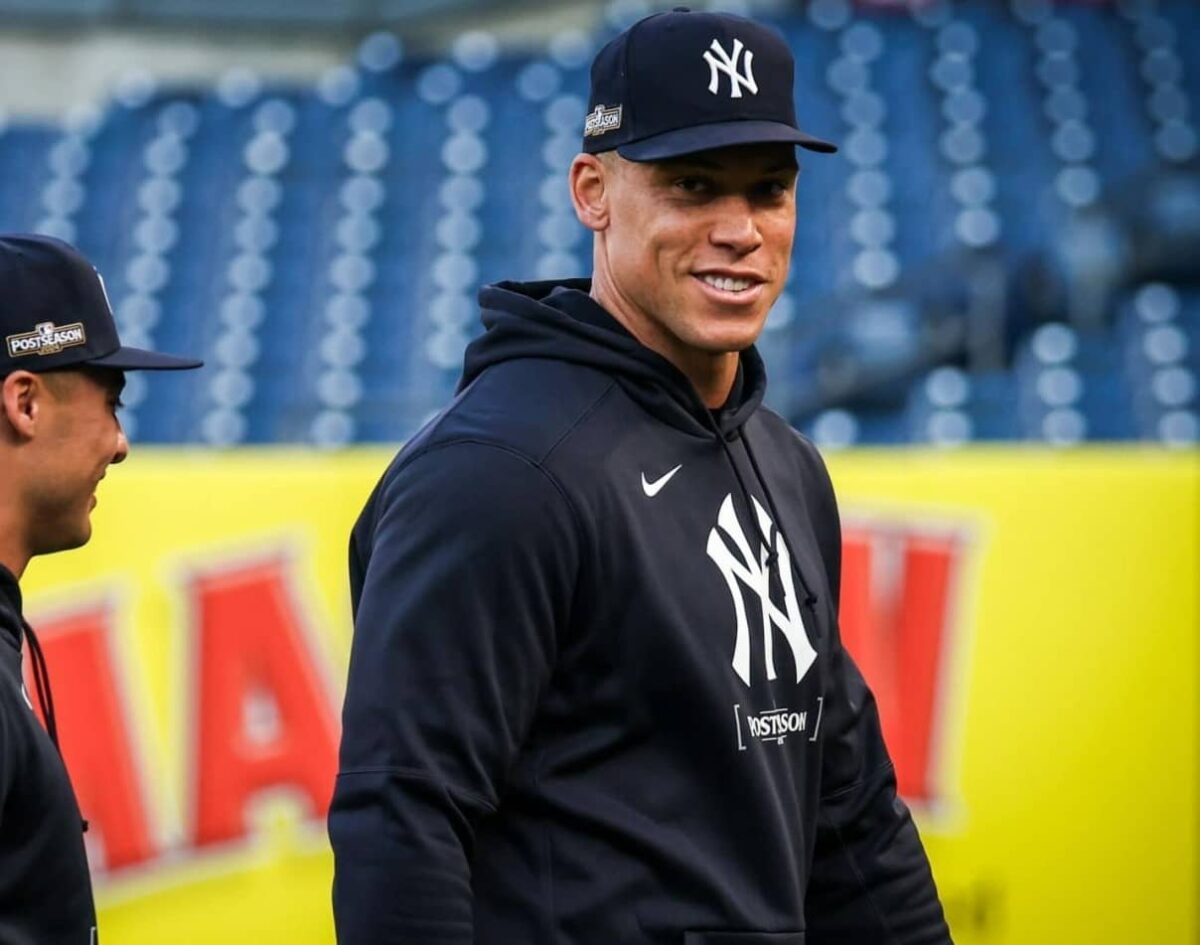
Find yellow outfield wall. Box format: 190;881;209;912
16;447;1199;945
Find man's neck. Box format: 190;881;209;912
0;506;30;580
668;347;740;409
590;276;739;409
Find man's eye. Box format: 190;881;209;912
675;177;710;194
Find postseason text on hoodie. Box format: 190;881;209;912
330;281;950;945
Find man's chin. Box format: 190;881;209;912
687;319;768;355
44;521;93;555
686;304;773;350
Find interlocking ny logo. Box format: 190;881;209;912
703;38;758;99
706;494;816;687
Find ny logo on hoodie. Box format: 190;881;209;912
706;494;817;688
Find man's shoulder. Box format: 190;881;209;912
749;405;828;473
349;360;606;570
417;357;619;468
357;358;616;534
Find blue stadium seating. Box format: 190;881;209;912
0;0;1195;448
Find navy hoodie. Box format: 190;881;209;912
331;280;950;945
0;566;97;945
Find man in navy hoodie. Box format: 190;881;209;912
331;9;951;944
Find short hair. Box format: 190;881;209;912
597;150;623;174
37;369;77;400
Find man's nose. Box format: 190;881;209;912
709;199;762;253
112;426;130;465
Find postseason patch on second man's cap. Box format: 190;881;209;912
584;104;623;138
6;321;88;359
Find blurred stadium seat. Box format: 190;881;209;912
0;0;1197;447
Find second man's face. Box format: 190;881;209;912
601;142;799;361
24;367;129;556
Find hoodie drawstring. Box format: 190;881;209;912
21;618;59;751
21;619;86;833
705;412;819;609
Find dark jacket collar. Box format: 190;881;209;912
0;563;24;650
463;279;767;442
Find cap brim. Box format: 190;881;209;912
88;346;203;371
617;120;838;162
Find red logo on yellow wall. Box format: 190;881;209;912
27;556;338;875
840;520;974;809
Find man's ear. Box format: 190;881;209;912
1;371;41;442
570;153;612;233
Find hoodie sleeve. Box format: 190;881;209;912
797;439;952;945
329;441;580;945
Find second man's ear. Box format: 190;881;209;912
0;371;42;442
569;153;612;233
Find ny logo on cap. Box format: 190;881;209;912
704;38;758;99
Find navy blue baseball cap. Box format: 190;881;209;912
582;7;837;161
0;234;202;376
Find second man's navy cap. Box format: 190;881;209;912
582;7;837;161
0;234;202;377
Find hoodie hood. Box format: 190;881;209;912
0;565;23;650
461;279;767;441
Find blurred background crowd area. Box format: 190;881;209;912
0;0;1197;450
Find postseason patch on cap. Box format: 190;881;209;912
584;104;623;138
6;321;88;359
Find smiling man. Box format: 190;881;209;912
0;234;201;945
332;9;950;945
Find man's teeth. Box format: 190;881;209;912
701;275;753;293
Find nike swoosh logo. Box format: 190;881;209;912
641;464;682;497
